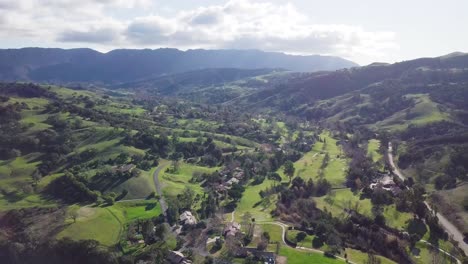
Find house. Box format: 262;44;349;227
179;211;197;226
226;177;240;186
113;164;136;173
223;222;241;237
167;251;192;264
215;184;228;192
370;175;394;189
260;144;274;153
233;167;245;179
370;175;402;195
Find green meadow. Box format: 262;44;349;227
58;200;162;246
375;94;451;131
159;162;219;197
279;131;347;187
58;206;124;246
367;139;383;162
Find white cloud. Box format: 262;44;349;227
0;0;399;64
58;28;121;43
126;16;178;44
124;0;398;62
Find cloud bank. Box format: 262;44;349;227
0;0;399;64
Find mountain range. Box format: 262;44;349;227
0;48;357;84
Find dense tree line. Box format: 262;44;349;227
0;82;56;99
346;147;379;189
0;238;121;264
45;173;99;203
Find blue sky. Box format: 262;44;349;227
0;0;466;65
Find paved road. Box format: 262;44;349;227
268;219;460;263
387;142;406;182
153;163;168;217
388;142;468;256
420;239;461;264
230;211;235;222
227;212;336;259
423;201;468;258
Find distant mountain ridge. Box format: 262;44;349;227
0;48;357;84
116;68;280;92
253;51;468;103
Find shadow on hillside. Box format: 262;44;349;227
89;173;132;193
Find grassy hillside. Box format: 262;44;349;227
374;94;450;131
1;56;466;264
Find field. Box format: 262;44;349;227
375;94;451;131
257;223;344;264
178;136;248;150
278;247;343;264
0;153;53;210
58;200;162;246
234;178;283;222
367;139;383;162
286;229;316;248
410;241;458;264
345;248;396;264
315;189;373;218
0;193;57;210
111;200;162;222
159;162;219;197
75;127;146;161
315;189;412;230
284;228;397;263
0;154;41;180
280;131;347;187
58;206;123;246
259;223;283;242
108;169;156;199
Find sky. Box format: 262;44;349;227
0;0;467;65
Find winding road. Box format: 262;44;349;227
153;163;168;217
388;142;468;257
224;212;353;262
224;212;356;263
261;221;357;264
265;219;462;263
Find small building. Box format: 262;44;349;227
215;184;228;192
233;167;245;179
370;175;402;196
226;177;240;186
179;211;197;226
260;144;274;153
167;251;192;264
223;222;241;237
114;164;136;173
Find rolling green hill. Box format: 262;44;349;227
0;52;467;264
